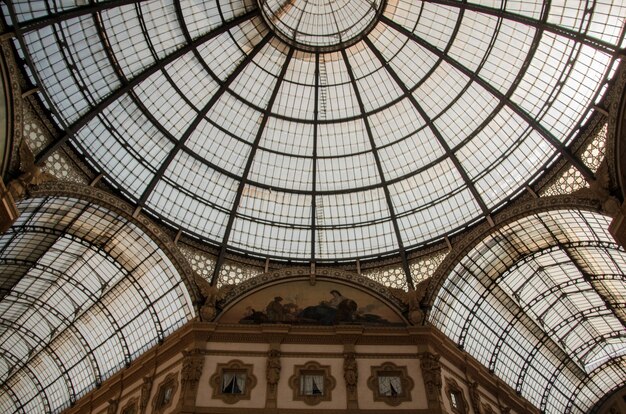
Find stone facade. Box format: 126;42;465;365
62;320;537;414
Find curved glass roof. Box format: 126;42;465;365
431;209;626;413
3;0;625;262
258;0;384;51
0;196;195;414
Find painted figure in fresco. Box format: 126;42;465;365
323;290;346;308
266;296;286;322
299;290;357;324
242;306;269;323
238;288;399;326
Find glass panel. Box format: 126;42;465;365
0;197;195;413
431;209;626;413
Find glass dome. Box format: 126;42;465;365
258;0;385;51
5;0;625;262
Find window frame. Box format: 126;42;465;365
367;362;414;406
445;377;469;414
152;373;178;414
288;361;336;405
209;360;257;404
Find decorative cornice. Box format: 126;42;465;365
185;408;433;414
196;349;426;359
0;38;23;177
61;320;536;414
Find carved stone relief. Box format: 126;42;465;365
179;350;204;408
420;352;443;408
343;352;358;408
265;348;281;408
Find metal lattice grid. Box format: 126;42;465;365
0;196;195;414
1;0;623;267
430;209;626;414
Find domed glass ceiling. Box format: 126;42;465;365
4;0;625;262
258;0;384;51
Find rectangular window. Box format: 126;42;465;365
222;371;247;394
378;375;403;397
300;373;325;395
450;390;466;413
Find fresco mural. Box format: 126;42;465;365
219;281;404;326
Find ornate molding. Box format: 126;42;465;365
106;398;118;414
139;376;153;414
420;352;443;409
445;377;470;414
343;352;358;408
265;348;281;408
0;37;23;176
482;402;496;414
26;181;201;302
468;380;482;414
121;397;138;414
179;350;205;408
605;61;626;194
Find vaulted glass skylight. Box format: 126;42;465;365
0;196;195;414
431;209;626;414
3;0;625;263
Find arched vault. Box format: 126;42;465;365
429;205;626;413
0;190;197;414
